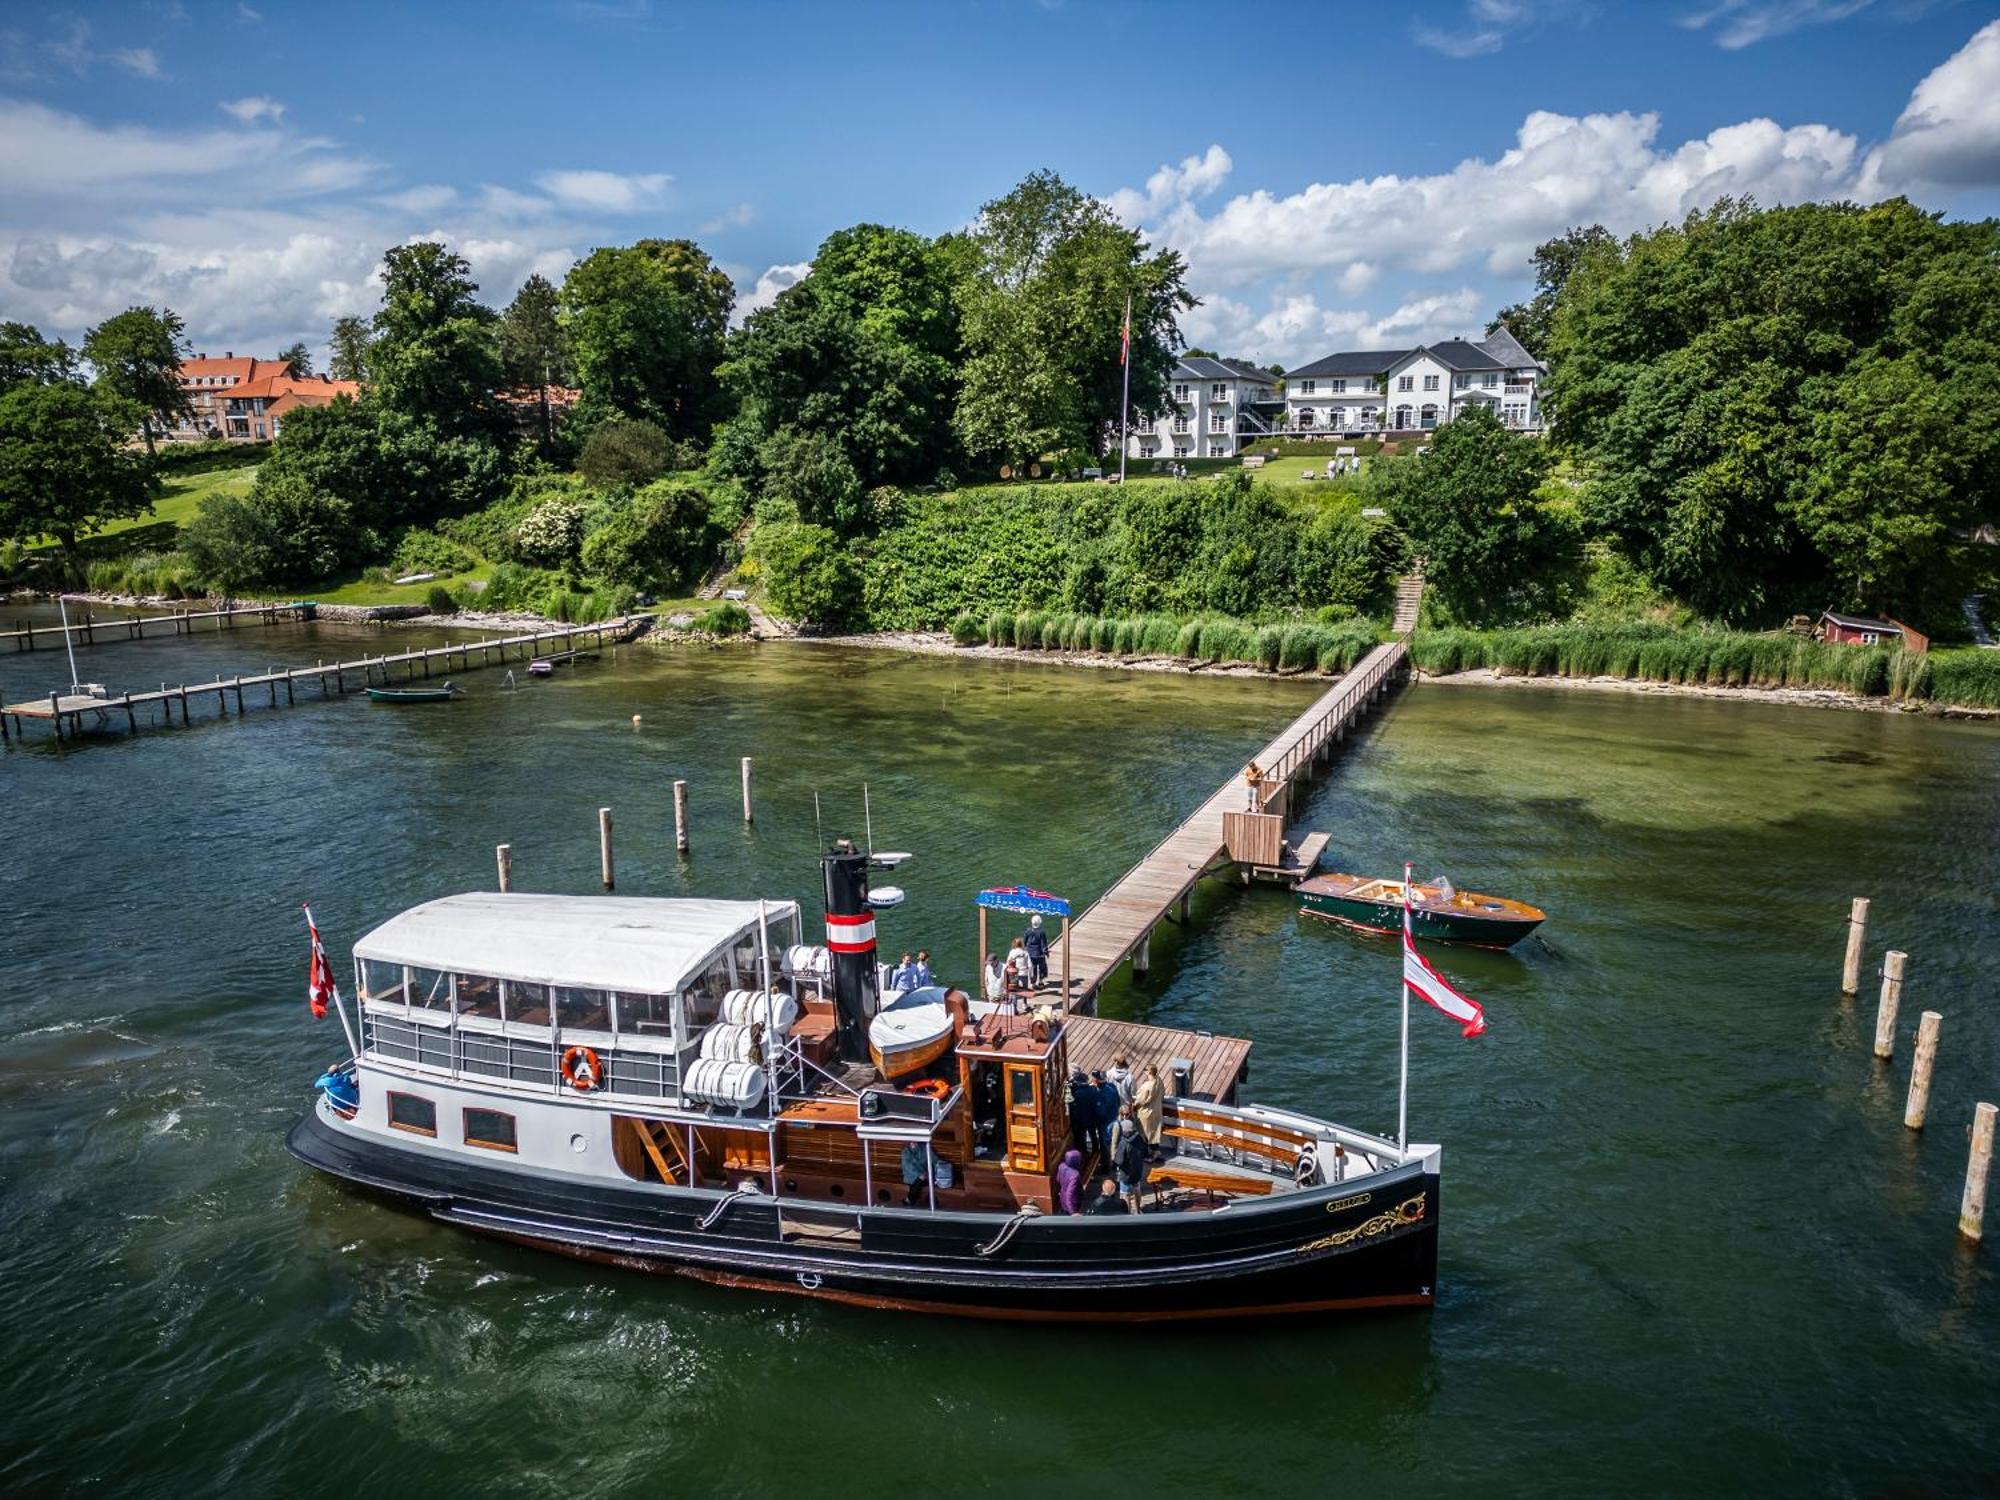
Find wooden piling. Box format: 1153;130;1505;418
1904;1011;1942;1129
1133;926;1151;979
599;808;615;890
674;780;689;854
1873;950;1907;1060
496;843;513;893
48;691;61;742
1961;1102;1995;1243
1841;896;1871;994
741;757;754;823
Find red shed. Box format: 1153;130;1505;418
1820;612;1928;652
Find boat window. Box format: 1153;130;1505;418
360;958;407;1003
1009;1067;1036;1110
463;1108;518;1152
387;1092;437;1136
618;991;674;1036
730;932;763;987
455;974;502;1019
681;958;729;1026
409;967;451;1014
556;986;613;1034
501;981;552;1028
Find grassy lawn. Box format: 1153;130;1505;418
287;561;496;607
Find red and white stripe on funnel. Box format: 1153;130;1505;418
824;910;877;954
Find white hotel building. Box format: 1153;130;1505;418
1283;324;1546;437
1126;356;1285;461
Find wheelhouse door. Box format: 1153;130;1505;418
1005;1063;1044;1173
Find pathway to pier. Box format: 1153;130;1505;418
3;601;315;652
2;618;641;744
1056;638;1409;1008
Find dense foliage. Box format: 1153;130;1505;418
0;377;154;563
752;520;858;627
578;481;719;591
81;306;191;455
949;607;1381;674
577;417;678;490
562;239;734;441
180;472;362;589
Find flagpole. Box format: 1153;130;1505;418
1398;862;1412;1156
306;904;362;1060
1118;292;1131;486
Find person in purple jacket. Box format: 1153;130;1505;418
1056;1148;1085;1215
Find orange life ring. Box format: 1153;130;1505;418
905;1078;951;1101
561;1045;603;1092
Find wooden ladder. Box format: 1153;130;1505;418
630;1117;690;1185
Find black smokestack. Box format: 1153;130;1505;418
820;839;878;1062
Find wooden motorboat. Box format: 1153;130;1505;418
868;985;961;1079
366;682;460;703
1299;872;1544;948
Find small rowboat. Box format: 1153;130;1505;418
867;985;961;1079
367;682;460;704
1299;872;1544;948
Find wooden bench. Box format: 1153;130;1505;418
1152;1162;1275;1202
1163;1122;1302;1167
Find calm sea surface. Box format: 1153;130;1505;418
2;609;1996;1497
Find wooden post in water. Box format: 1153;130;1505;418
1842;896;1871;995
674;780;690;854
741;757;754;823
1873;950;1907;1060
48;691;61;742
177;684;189;724
1133;926;1151;980
1904;1011;1942;1129
599;808;615;890
496;843;513;893
1962;1102;1995;1243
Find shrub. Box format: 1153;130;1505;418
949;610;982;645
1253;626;1285;671
986;609;1011;645
1278;625;1319;672
425;584;457;614
1929;649;2000;708
181;473;364;590
757;428;865;534
1196;620;1248;662
578;418;677;490
696;601;752;636
1013;611;1039;649
514;499;587;566
579;481;719;590
751;521;858;628
390;528;474;576
1091;617;1117;653
1175;620;1204;658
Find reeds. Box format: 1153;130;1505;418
950;608;1384;675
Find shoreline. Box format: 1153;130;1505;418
1411;665;1999;718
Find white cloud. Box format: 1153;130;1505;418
478;184;555;219
1412;0;1589;56
110;47;162;77
699;201;755;234
1106;144;1233;224
1858;19;2000;190
732;261;810;325
1181;287;1491;366
377;184;457;214
534;168;670;212
1680;0;1873;50
220;95;285;124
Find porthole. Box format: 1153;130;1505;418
570;1133;587;1154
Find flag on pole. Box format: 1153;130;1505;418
1402;878;1485;1037
304;903;337;1019
1120;294;1131;367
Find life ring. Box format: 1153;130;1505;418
561;1045;603;1092
905;1078;951;1101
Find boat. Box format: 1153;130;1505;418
868;985;961;1079
366;682;460;703
286;841;1442;1322
1299;871;1544;948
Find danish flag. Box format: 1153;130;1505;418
304;903;337;1020
1401;868;1485;1038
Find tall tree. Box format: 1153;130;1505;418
561;238;734;441
82;306;190;455
1488;225;1614;361
368;241;505;440
328;315;373;382
0;321;78;390
0;381;155;563
953;170;1192;467
500;272;573;454
277;340;314;378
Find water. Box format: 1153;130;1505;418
3;613;1996;1497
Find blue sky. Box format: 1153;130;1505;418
3;0;1997;368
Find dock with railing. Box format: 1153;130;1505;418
3;600;317;651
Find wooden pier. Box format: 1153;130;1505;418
1064;1013;1250;1104
3;601;316;651
2;618;640;744
1054;638;1409;1007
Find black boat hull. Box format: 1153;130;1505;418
287;1108;1439;1321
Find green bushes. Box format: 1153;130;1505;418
180;474;368;591
1925;650;2000;709
750;521;859;628
578;481;719;591
425;584;457;614
945;604;1385;675
695;601;752;636
390;528;474;576
949;610;983;645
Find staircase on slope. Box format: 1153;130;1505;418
1392;571;1425;636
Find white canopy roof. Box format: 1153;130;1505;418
353;893;800;995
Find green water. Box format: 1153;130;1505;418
3;615;1997;1497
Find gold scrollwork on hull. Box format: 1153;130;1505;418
1294;1192;1428;1255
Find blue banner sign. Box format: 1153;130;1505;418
976;885;1072;919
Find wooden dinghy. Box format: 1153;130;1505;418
868;985;962;1079
367;682;461;703
1299;872;1544;948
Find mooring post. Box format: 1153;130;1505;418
496;843;513;893
599;808;615;890
1873;950;1907;1060
1178;890;1192;923
123;697;136;734
1133;927;1151;980
177;684;188;723
1841;896;1871;995
48;690;61;742
674;779;690;854
1904;1011;1942;1129
232;676;245;715
1962;1102;1995;1243
741;757;754;823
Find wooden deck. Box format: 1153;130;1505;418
1062;1013;1250;1104
1054;639;1408;1006
2;617;643;744
3;601;315;651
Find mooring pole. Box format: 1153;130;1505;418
1873;950;1907;1060
1962;1102;1995;1243
741;757;754;823
1904;1011;1942;1129
674;780;690;854
599;808;614;890
496;843;513;893
1842;896;1870;995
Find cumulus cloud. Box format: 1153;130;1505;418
1106;145;1232;224
534;168;670;212
1181;287;1490;365
110;47;162;77
699;202;755;235
1680;0;1874;50
732;261;810;325
219;95;285;124
1858;19;2000;190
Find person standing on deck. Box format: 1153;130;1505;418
1244;760;1265;811
1133;1063;1164;1157
1086;1178;1128;1215
1113;1105;1150;1212
1106;1053;1134;1105
1068;1069;1096;1155
890;952;919;992
1056;1149;1084;1215
1089;1071;1121;1159
983;951;1005;1003
1023;915;1051;989
1004;938;1034;1007
912;950;935;988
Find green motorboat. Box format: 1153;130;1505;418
366;682;461;704
1298;871;1545;949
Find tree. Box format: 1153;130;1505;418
82;306;190;455
954;170;1193;467
254;395;501;532
756;427;864;532
277;340;314;378
182;472;363;591
579;480;719;590
752;520;857;627
562;239;734;441
368;241;504;439
0;380;155;563
1376;406;1573;624
0;322;77;390
577;417;676;490
500;272;572;455
328;315;373;382
1489;225;1614;360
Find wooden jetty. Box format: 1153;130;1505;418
2;618;641;744
1064;1013;1250;1104
3;601;316;652
1054;638;1409;1008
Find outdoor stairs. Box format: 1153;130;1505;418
1392;572;1425;636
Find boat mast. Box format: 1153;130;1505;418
1398;861;1412;1155
58;594;83;693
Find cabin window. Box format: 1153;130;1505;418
680;958;729;1026
409;966;451;1014
618;991;674;1035
501;981;552;1028
555;986;613;1034
455;973;502;1020
360;958;407;1003
387;1092;437;1136
729;932;764;987
1009;1067;1036;1110
463;1108;518;1152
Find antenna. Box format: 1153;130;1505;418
863;783;874;857
813;791;824;853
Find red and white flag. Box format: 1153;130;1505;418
304;903;337;1019
1120;294;1131;367
1402;874;1485;1037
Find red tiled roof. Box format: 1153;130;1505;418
179;356;268;383
235;373;361;402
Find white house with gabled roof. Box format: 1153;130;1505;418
1283;324;1546;437
1125;355;1284;461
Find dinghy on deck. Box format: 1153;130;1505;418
868;985;960;1079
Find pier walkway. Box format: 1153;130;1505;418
3;618;639;744
1056;638;1408;1007
4;601;315;652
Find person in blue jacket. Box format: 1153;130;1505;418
1023;914;1051;988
